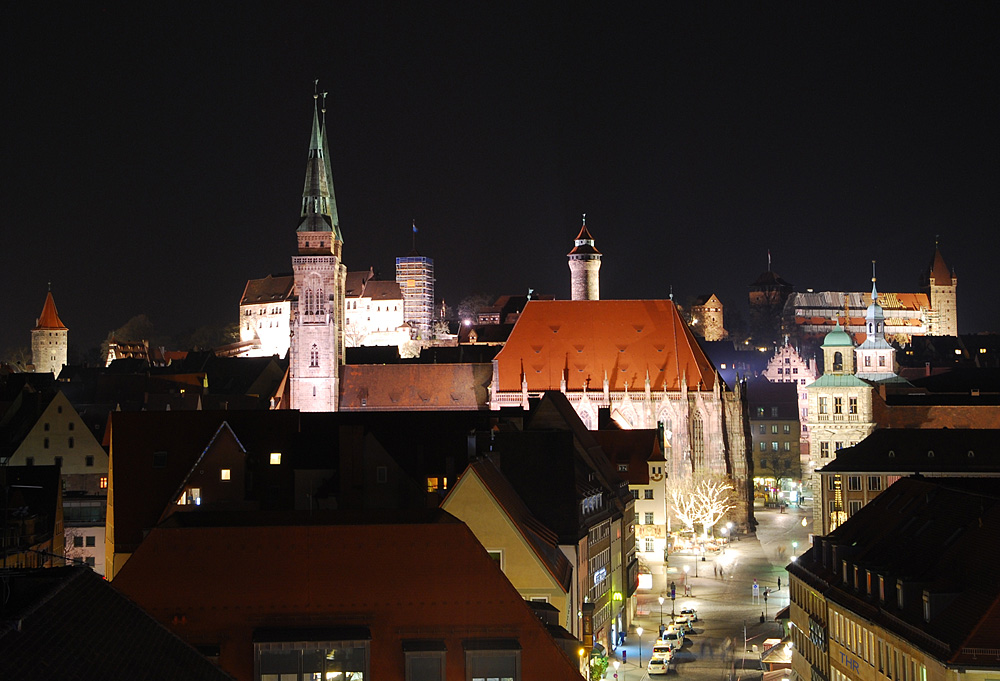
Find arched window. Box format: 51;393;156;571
304;289;314;316
833;351;844;372
310;344;319;367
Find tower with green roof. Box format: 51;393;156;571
289;86;347;411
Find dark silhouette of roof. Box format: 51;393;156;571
0;566;233;681
817;429;1000;474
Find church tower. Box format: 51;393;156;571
567;215;601;301
289;87;347;412
855;264;897;382
920;241;957;336
32;287;68;375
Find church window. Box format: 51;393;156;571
310;345;319;367
691;411;704;470
833;351;844;372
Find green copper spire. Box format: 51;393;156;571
297;82;339;237
320;90;343;242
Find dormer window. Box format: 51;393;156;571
896;579;905;609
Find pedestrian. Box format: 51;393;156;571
778;577;781;590
714;565;718;577
720;566;724;577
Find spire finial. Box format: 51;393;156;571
871;260;878;301
582;212;586;225
321;91;328;114
669;284;674;301
313;79;319;99
47;280;51;292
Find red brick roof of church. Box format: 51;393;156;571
34;292;66;330
495;300;717;392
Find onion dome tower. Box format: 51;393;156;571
567;214;601;301
855;263;897;381
32;286;68;375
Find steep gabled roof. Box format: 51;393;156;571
0;566;233;681
454;460;574;591
240;275;293;306
34;292;66;330
495;300;717;392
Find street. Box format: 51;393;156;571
608;504;810;681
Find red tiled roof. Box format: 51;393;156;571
931;246;953;283
112;512;583;681
496;300;716;392
35;292;66;330
339;364;490;410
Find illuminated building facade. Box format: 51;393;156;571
288;91;347;411
31;289;67;375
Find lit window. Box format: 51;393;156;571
99;476;108;489
269;452;281;465
221;468;231;481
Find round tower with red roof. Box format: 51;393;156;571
32;286;68;375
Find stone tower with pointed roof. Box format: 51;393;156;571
288;89;347;412
567;215;601;301
920;242;957;336
32;289;68;375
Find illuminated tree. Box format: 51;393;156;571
670;478;737;539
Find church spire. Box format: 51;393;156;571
297;82;339;241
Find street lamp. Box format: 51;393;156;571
658;595;664;627
636;626;644;668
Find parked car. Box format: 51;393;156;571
660;629;684;650
648;657;669;675
673;614;695;631
651;644;674;661
680;606;699;621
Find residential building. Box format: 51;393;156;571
788;477;1000;681
112;509;585;681
441;459;574;629
815;428;1000;534
0;566;232;681
762;338;817;458
4;391;108;574
747;379;801;500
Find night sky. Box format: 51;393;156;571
5;4;998;357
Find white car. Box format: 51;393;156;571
651;643;674;661
679;606;699;621
660;629;684;650
673;613;695;631
648;657;669;675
